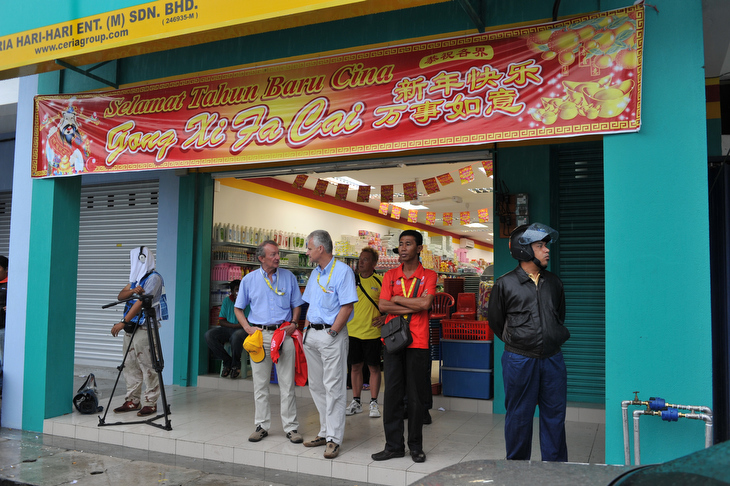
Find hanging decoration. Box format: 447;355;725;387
381;185;394;203
426;212;436;226
481;160;493;177
478;208;489;222
403;181;418;201
443;212;453;226
293;174;308;190
390;206;402;219
408;209;418;223
357;185;371;202
334;183;349;201
422;177;440;195
460;211;471;225
379;202;389;215
437;173;455;186
459;166;475;184
314;179;329;197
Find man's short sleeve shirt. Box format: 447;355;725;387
380;263;437;349
302;258;358;324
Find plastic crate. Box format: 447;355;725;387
441;319;493;341
431;383;442;395
442;340;492;370
442;367;492;399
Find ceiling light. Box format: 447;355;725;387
392;201;429;210
465;223;488;228
323;176;370;190
468;187;493;194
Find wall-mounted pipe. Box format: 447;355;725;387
633;409;646;465
623;393;713;465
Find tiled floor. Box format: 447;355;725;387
45;373;606;486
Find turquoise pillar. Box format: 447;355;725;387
173;173;213;387
22;177;81;431
603;1;711;464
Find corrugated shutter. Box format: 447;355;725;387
552;143;605;403
0;191;10;256
75;181;159;367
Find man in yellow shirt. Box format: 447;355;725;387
346;247;386;418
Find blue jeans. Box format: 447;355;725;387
205;326;246;369
502;350;568;461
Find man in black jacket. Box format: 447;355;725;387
488;223;570;462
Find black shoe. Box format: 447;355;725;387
411;450;426;463
423;410;432;424
371;449;405;461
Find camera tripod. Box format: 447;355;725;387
98;293;172;431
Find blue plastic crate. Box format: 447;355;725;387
442;367;493;400
441;340;492;370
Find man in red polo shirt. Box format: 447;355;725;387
371;230;437;464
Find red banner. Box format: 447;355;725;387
32;5;643;178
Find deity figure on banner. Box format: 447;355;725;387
41;103;99;176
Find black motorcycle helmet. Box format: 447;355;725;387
509;223;559;269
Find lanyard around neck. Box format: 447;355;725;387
400;276;418;298
317;259;336;292
261;268;284;295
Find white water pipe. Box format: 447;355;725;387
622;396;647;465
632;409;714;465
633;409;646;465
622;394;713;466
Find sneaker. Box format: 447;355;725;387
248;425;268;442
323;441;340;459
286;430;303;443
345;399;362;416
369;401;381;418
137;405;157;417
113;400;140;413
303;436;327;447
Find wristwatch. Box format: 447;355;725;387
327;328;338;337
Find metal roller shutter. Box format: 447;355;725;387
75;181;159;367
552;142;605;403
0;191;10;256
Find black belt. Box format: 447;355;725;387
252;324;279;331
308;323;332;330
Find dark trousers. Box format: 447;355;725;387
205;326;246;369
383;347;431;453
502;351;568;462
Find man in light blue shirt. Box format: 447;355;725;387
301;230;358;459
235;240;305;444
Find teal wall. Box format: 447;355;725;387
27;0;714;465
602;0;711;465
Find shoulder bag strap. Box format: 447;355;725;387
357;274;383;313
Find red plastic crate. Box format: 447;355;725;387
441;319;493;341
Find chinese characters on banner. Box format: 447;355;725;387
32;5;643;178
